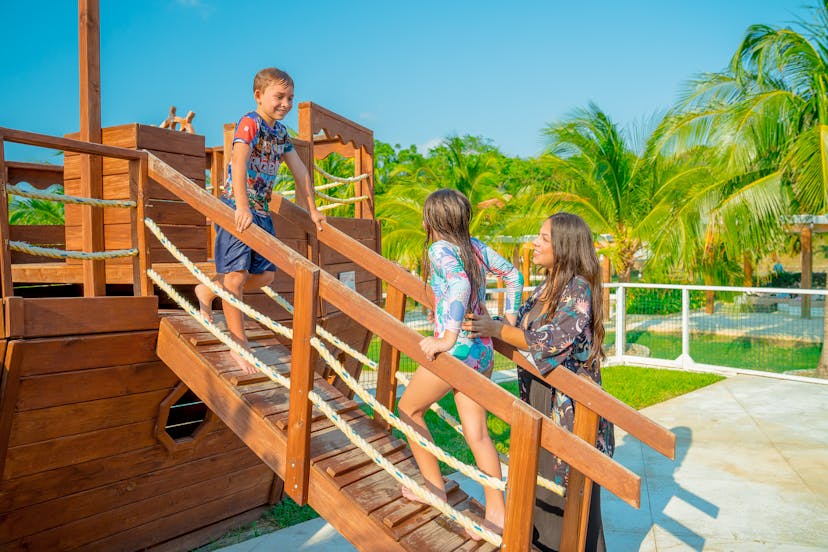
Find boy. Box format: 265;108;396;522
196;67;325;374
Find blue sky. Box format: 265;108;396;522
0;1;813;163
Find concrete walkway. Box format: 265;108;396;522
217;374;828;551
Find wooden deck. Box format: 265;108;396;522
156;313;500;552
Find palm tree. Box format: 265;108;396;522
658;1;828;372
8;184;65;225
538;103;685;281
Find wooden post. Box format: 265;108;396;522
0;137;12;298
801;225;813;319
521;242;532;302
496;277;505;316
128;157;153;296
207;147;225;256
601;255;611;322
560;401;601;552
79;0;105;296
285;263;320;505
354;146;374;219
502;399;543;551
375;285;406;429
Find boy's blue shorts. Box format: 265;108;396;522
214;198;277;275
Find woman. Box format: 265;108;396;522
464;212;614;551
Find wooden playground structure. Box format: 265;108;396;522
0;2;675;550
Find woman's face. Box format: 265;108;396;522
532;219;554;270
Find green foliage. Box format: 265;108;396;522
8;183;65;225
625;287;706;314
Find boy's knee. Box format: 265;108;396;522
223;271;248;292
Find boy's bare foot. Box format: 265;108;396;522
230;349;258;375
195;283;215;322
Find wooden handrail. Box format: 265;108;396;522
0;127;144;160
146;153;642;508
268;195;677;460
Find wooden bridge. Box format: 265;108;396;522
0;114;675;550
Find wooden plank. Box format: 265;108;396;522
145;506;269;552
0;445;263;543
65;173;206;202
376;286;406;428
9;260;215;286
10;464;271;551
8;388;170;446
343;454;419;513
0;139;14;297
66;124;205;157
381;485;467;541
0;426;246;512
64;149;206;181
3;296;159;338
561;404;601;552
0;339;21;483
16;361;178;411
6;161;63;188
65;221;208;252
316;434;405;476
130;156;153;295
65;198;206;226
502;400;543;551
398;511;468;551
3;330;158;377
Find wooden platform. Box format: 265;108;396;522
156;313;500;552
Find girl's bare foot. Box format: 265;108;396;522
465;517;503;541
194;283;215;322
401;484;446;505
230;349;258;375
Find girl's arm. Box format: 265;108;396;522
420;244;470;360
476;239;523;325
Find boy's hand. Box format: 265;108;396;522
235;207;253;232
310;208;326;231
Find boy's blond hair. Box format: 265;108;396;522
254;67;294;93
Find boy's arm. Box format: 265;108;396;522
283;150;325;231
231;141;253;232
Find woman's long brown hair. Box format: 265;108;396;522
421;189;485;311
537;212;605;366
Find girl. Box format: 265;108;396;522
464;212;615;551
397;189;523;536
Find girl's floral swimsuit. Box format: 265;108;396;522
428;238;523;372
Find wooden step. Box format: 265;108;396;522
156;312;493;551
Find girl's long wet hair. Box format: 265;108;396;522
538;212;605;366
421;189;485;311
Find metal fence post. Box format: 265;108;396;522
615;285;626;359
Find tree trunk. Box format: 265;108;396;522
704;274;715;315
817;273;828;379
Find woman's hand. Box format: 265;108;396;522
462;312;500;338
419;335;453;361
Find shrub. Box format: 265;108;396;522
625;287;705;315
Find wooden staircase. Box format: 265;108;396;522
156;313;500;552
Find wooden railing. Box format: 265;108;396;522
0;127;153;298
147;154;656;551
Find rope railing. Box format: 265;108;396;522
7;184;137;208
280;181;346;197
261;287;566;497
9;241;138;260
313;163;370;183
143;217;503;545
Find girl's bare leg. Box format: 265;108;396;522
454;376;505;537
397;366;454;503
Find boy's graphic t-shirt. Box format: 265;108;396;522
224;111;294;212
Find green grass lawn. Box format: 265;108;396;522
612;330;820;373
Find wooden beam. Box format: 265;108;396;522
0;138;13;298
502;400;542;551
561;403;601;551
286;264;320;504
79;0;105;296
375;286;406;429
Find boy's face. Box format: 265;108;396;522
254;81;294;125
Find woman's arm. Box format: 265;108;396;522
463;312;528;349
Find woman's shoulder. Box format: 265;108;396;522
567;275;592;296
